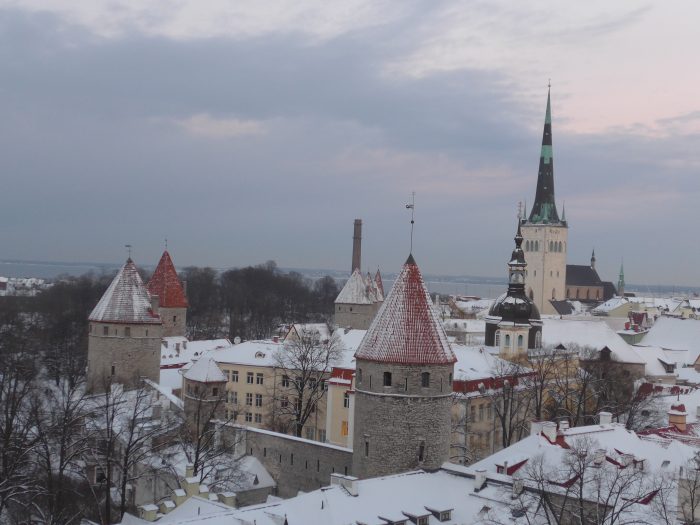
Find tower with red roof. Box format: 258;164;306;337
352;254;457;479
87;258;162;393
147;250;188;337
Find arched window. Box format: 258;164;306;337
596;290;600;300
535;331;542;348
576;289;580;299
529;289;534;300
535;241;539;251
517;334;524;348
558;241;563;252
552;288;556;299
495;330;501;346
505;334;511;347
586;289;590;300
549;241;553;251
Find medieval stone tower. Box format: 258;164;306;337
335;219;383;329
147;250;188;337
87;258;162;393
485;223;543;362
521;87;568;315
352;254;456;479
182;356;227;436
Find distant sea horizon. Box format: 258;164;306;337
1;258;697;299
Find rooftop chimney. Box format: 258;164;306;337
598;411;613;425
530;420;544;436
669;404;688;432
542;421;557;442
474;469;487;492
352;219;362;272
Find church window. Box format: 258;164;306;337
124;327;130;337
576;289;580;299
533;270;536;277
550;271;553;277
383;372;392;387
586;289;590;300
567;288;571;297
552;288;556;300
525;240;530;251
559;241;563;252
557;271;559;277
505;334;511;347
421;372;430;388
495;330;501;346
596;290;600;300
529;289;534;300
517;335;524;348
549;241;553;251
535;241;539;251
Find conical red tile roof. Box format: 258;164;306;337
147;251;188;308
89;259;161;324
355;254;456;365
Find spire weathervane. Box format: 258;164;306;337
406;192;416;254
125;244;132;259
165;237;168;251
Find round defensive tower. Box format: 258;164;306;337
352;254;457;479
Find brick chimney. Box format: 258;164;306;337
669;404;688;432
352;219;362;272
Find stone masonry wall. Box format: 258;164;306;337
159;306;187;337
87;322;161;393
334;303;378;330
352;360;453;479
224;425;353;498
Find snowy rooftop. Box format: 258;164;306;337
639;317;700;365
443;319;486;333
183;356;227;383
542;318;645;364
88;259;161;324
124;469;524;525
452;344;516;381
161;337;234;367
335;268;379;305
355;255;456;366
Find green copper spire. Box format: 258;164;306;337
618;261;625;296
528;85;562;224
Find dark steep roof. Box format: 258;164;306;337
147;251;188;308
355;254;456;366
566;265;603;287
550;300;574;316
602;281;617;301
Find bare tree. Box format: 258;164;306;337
272;327;342;437
486;436;676;525
678;452;700;524
481;359;534;449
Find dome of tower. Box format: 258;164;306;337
488;291;540;323
355;254;456;365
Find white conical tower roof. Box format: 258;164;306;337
184;356;226;383
89;258;161;324
355;254;456;365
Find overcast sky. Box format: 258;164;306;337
1;1;699;286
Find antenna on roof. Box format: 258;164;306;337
125;244;132;259
517;201;523;220
165;237;168;251
406;191;416;254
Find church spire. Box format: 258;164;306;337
618;261;625;296
528;86;561;224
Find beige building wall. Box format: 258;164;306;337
210;362;329;442
521;224;568;315
566;285;603;302
325;379;354;447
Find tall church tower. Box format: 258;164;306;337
521;87;568;315
485;222;542;362
352;254;456;479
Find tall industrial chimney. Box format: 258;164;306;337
352;219;362;272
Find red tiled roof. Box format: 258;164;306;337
147;251;188;308
89;259;161;324
355;254;456;366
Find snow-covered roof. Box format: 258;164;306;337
355;255;456;366
592;296;628;314
335;268;376;305
127;468;523;525
161;337;234;367
542;318;645;364
452;344;515;381
184;356;226;383
89;259;161;324
640;317;700;365
146;250;188;308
